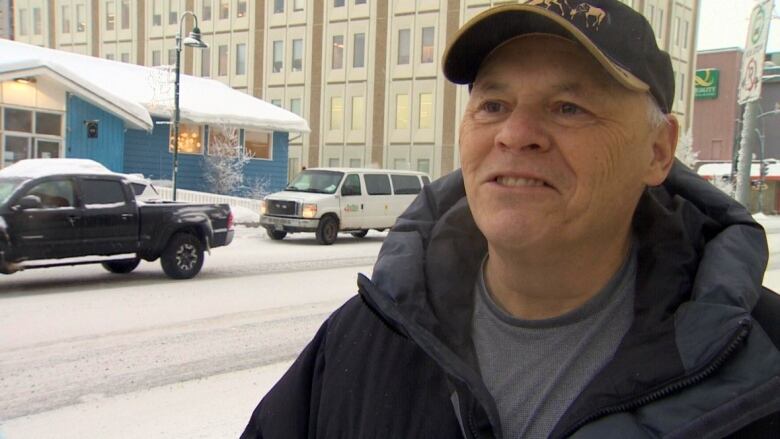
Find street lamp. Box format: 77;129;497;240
172;11;208;201
755;109;780;212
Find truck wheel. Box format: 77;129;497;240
160;233;204;279
266;228;287;240
350;229;369;238
316;216;339;245
102;258;141;274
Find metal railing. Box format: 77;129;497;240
156;187;262;213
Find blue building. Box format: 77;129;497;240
0;39;310;195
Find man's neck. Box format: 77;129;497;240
483;230;633;320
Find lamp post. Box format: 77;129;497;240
755;109;780;212
172;11;208;201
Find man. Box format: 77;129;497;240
242;1;780;437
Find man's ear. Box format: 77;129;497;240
643;115;679;187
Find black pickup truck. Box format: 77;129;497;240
0;160;234;279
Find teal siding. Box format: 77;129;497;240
66;95;126;171
124;122;290;195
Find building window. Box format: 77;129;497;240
202;1;211;21
201;47;210;77
244;130;272;160
656;9;664;36
218;45;228;76
153;0;162;26
168;48;176;66
292;39;303;72
77;4;86;31
169;0;178;24
674;16;680;46
274;0;284;13
121;52;130;63
219;0;229;19
355;0;366;4
393;158;407;170
18;9;27;36
237;0;247;17
349;158;362;168
207;126;239;156
353;33;365;68
334;0;345;6
421;27;434;64
106;1;115;31
61;6;70;33
272;40;283;73
290;98;302;116
36;112;62;135
236;43;246;75
398;28;410;65
332;35;344;70
351;96;364;130
33;8;41;35
2;108;65;166
330;96;343;130
417;159;430;174
106;53;115;60
418;93;432;129
294;0;304;11
169;124;203;154
121;0;130;29
328;158;340;167
395;94;409;129
683;20;689;49
271;99;282;107
679;72;685;103
152;50;161;66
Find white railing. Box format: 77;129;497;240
156;187;263;212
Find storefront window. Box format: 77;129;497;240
169;124;203;154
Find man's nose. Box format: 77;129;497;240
494;107;550;153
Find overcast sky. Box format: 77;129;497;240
697;0;780;52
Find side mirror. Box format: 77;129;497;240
17;195;42;210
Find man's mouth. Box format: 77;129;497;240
495;176;548;188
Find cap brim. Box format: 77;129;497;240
442;4;649;93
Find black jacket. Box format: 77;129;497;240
242;163;780;438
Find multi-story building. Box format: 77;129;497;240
0;0;12;39
13;0;699;179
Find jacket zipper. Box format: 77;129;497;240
557;318;753;438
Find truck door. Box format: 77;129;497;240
77;177;139;255
339;173;364;229
7;177;82;260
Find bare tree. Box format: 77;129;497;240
203;126;253;195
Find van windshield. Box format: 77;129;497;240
285;170;345;194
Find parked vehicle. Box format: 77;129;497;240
260;168;430;245
0;159;234;279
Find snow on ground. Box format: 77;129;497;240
231;205;260;225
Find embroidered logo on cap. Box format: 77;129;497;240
522;0;610;32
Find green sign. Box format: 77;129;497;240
695;69;719;100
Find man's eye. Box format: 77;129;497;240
480;101;504;113
558;103;585;115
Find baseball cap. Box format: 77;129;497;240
442;0;675;113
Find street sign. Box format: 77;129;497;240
695;69;720;99
738;0;775;104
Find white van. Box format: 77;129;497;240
259;168;431;244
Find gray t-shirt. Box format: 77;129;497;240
472;249;636;439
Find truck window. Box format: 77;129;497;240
81;179;127;207
24;179;75;208
0;178;24;205
364;174;391;195
341;174;362;196
391;174;422;195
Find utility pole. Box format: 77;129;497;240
735;102;758;205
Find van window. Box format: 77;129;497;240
341;174;361;196
364;174;391;195
391;174;422;195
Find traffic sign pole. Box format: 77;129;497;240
735;101;758;206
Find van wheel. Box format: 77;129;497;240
102;258;141;274
316;216;339;245
160;233;204;279
266;228;287;240
350;229;369;238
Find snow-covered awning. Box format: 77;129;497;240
0;39;310;134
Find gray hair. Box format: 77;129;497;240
646;94;670;129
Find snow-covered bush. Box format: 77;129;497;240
203;126;253;195
675;129;698;169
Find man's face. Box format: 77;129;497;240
460;35;670;254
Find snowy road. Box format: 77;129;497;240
0;227;385;438
2;218;780;439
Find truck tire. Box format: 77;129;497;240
160;233;204;279
350;229;369;238
316;215;339;245
102;258;141;274
266;228;287;240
